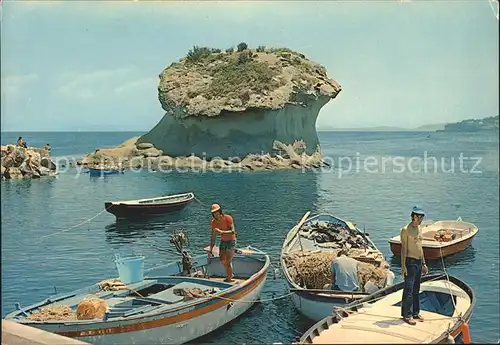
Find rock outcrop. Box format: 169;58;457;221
1;145;57;180
137;45;341;159
79;137;326;172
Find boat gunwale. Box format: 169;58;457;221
388;221;479;249
5;251;271;327
298;273;476;344
107;192;195;207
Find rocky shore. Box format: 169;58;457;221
78;137;330;172
1;145;57;180
74;44;342;173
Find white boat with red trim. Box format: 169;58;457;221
4;246;270;345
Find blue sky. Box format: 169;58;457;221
1;0;498;131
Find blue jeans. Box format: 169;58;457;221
401;257;422;318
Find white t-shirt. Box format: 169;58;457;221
331;255;360;292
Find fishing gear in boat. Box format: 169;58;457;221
170;229;193;273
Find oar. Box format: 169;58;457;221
295;211;311;251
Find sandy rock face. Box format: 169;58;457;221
80;137;329;173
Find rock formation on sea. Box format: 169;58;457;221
138;44;341;159
81;44;341;171
1;145;57;180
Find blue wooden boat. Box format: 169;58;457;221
104;192;195;219
280;212;394;322
87;167;123;176
297;274;474;344
4;246;270;345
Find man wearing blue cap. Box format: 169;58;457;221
400;206;428;325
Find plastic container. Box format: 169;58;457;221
114;254;145;284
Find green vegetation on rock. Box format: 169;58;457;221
208;53;280;99
158;42;341;116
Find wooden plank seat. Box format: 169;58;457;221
51;280;158;309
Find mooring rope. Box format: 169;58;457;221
38;206;112;241
438;245;458;313
211;291;295;303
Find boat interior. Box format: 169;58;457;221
303;279;472;344
420;220;478;243
283;215;385;267
390;220;478;245
7;253;267;323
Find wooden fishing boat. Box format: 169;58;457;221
298;274;474;344
4;246;270;345
389;218;479;260
280;212;395;322
104;192;195;219
87;167;123;176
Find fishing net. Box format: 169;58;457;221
434;230;455;242
174;288;214;301
98;278;128;291
26;305;76;321
76;296;108;320
283;250;390;291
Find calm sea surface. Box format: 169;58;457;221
1;131;499;343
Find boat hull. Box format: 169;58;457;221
285;281;362;322
389;234;475;260
298;274;475;344
281;213;388;322
79;275;267;344
88;169;122;176
105;199;193;219
5;251;269;345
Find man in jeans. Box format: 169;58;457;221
400;206;429;325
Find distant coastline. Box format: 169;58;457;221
317;123;446;132
319;116;499;132
437;115;499;132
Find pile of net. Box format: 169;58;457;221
173;288;214;301
27;305;76;321
433;230;456;242
98;278;128;291
25;296;108;321
76;296;108;320
283;250;390;292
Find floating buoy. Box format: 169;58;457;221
461;322;471;344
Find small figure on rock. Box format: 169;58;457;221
208;203;237;283
17;137;27;148
44;143;51;152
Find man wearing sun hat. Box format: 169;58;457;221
208;203;237;282
400;205;429;325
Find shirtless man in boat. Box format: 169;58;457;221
400;206;429;325
208;203;237;282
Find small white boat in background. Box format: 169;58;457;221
298;274;474;344
389;218;479;260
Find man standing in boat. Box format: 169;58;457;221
400;206;429;325
209;203;237;282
